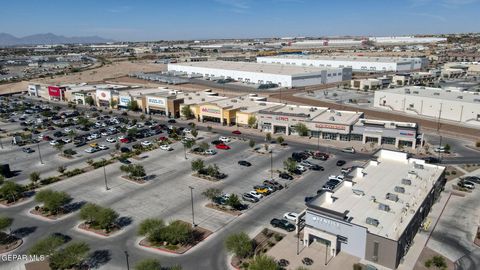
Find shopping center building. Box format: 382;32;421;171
304;150;446;269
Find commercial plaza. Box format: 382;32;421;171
304;150;446;269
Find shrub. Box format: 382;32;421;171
274;235;283;242
134;258;162;270
35;189;71;214
28;235;67;256
79;203;118;231
225;232;253;258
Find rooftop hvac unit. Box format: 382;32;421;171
366;217;380;227
386;193;399;202
394;186;406;193
457;96;463;99
378;203;390;212
201;98;205;101
329;116;335;121
231;99;237;103
289;107;294;110
336;112;342;116
414;163;424;170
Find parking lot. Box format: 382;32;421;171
0;96;370;269
296;87;374;108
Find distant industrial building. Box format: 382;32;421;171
368;36;447;44
374;86;480;126
167;61;350;88
305;149;445;269
257;55;428;72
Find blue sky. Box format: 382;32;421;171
0;0;478;41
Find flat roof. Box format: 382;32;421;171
176;91;226;105
309;150;445;240
311;109;363;125
377;86;480;104
169;61;338;76
259;55;421;64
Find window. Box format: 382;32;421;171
409;104;414;108
372;242;379;262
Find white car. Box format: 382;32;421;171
141;141;152;147
118;135;126;140
64;128;72;133
248;191;264;199
98;144;109;150
49;140;59;146
101;131;109;136
90;133;99;139
341;147;356;154
204;149;217;155
296;164;307;172
106;137;116;143
62;138;72;143
160;145;173;151
219;136;231;143
283;212;299;221
84;147;98;153
37;134;44;140
183;128;192;134
434;146;446;153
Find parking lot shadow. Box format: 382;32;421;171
63;200;87;213
12;226;37;238
86;249;111;268
51;232;72;243
116;216;133;228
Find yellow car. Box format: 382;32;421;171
255;187;269;194
89;142;98;148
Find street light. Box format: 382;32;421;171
37;142;43;164
270;150;273;180
124;250;130;270
317;128;320;151
103;160;109;191
188;186;196;227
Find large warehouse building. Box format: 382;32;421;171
304;150;445;269
374;86;480;127
257;55;428;72
167;61;350;88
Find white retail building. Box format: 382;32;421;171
167;61;351;88
257;55;428;72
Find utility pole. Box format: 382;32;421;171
317;128;320;151
124;250;130;270
270;150;273;180
188;186;196;227
437;104;443;162
37;142;43;164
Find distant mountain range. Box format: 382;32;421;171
0;33;115;46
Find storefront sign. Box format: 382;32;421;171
312;216;340;228
365;128;383;134
48;86;62;97
315;123;346;131
275;116;289;121
147;97;165;106
119;96;131;106
201;107;220;115
96;89;111;101
399;131;415;136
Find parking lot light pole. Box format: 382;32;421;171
270;150;273;180
103;162;109;191
124;250;130;270
317;129;320;151
37;143;43;164
188;186;196;227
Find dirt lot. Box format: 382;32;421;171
414;247;454;270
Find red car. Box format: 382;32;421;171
120;138;130;143
216;143;230;150
232;130;242;135
158;136;168;141
43;135;52;141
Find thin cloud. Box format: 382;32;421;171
213;0;250;13
409;12;446;21
409;0;478;7
107;6;132;13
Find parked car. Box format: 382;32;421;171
248;191;264;199
458;181;475;189
160;145;173;151
204;149;217;155
263;180;283;190
22;147;34;153
211;140;223;145
120;138;130;143
270;218;295;232
98;144;109;150
49;140;60;146
84;147;98;153
219;136;231;143
434;146;447;153
120;147;131;153
119;158;131;164
311;151;329;160
216;143;230;150
279;172;293;180
341;147;356;154
336;160;346;166
232;130;242;135
141;141;152;147
167;119;176;123
242;193;259;203
283;212;299;222
463;176;480;184
106;137;116;143
238;160;252;167
423;156;440;164
62;138;72;144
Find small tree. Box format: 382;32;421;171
283;158;298;172
191;159;205;172
35;189;71;215
138;218;165;236
265;132;272;141
226;194;242;209
85;96;94;106
57;166;66;174
55;143;64;153
294;123;309;136
181;105;194;119
276;136;284;144
199;142;209;151
191;129;198;138
127;100;139;111
135;259;162;270
444;144;451;153
225;232;253;258
29;171;41;185
247;115;257;128
249;255;279;270
28;235;67;256
202;188;222;201
0;215;13;232
110;99;117;109
115;142;121;151
249;139;255;148
49;242;90;270
0;181;25;203
79;203;118;231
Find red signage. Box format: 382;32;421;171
48;86;64;97
275;116;289;121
